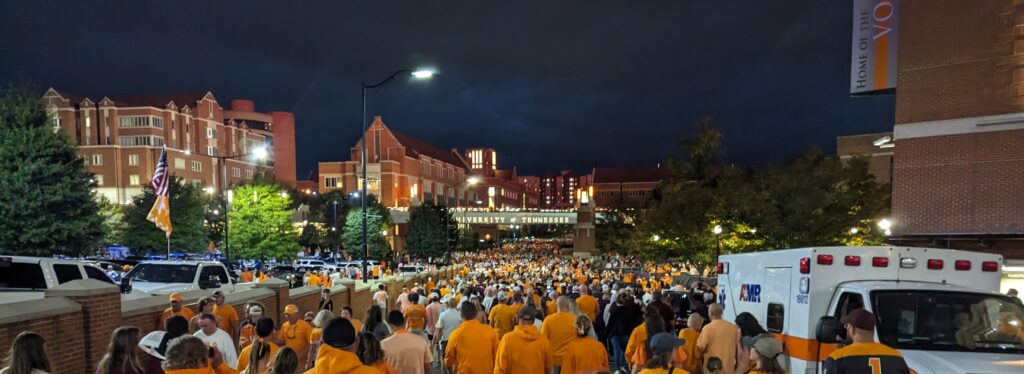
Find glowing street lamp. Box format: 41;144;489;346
877;218;892;231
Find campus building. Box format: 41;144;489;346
41;88;296;204
464;147;540;209
836;131;894;184
591;166;671;210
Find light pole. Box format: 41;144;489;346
198;146;267;264
360;68;434;283
712;224;723;261
444;177;479;263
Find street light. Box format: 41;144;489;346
445;176;480;262
877;218;892;231
850;227;859;234
196;145;268;263
360;67;434;283
712;224;723;260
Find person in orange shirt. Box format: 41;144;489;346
305;318;379;374
160;293;196;331
240;268;253;283
445;302;499;374
403;293;427;333
489;293;516;339
211;290;239;339
495;306;553;374
239;303;267;349
575;287;599;324
677;313;705;373
626;306;665;368
307;272;321;288
237;317;277;374
278;304;313;364
540;296;577;372
339;306;363;333
561;315;609;374
372;265;381;279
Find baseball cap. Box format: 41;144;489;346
211;290;225;297
169;293;183;302
497;292;508;301
649;332;685;354
284;304;299;315
842;308;876;331
753;337;784;359
741;334;768;348
321;317;357;348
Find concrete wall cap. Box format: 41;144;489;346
44;279;120;297
0;297;81;324
340;279;356;286
289;286;321;299
255;278;290;289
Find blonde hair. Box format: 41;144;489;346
688;313;705;331
312;310;335;329
574;315;593;338
96;326;143;374
268;346;299;374
161;336;207;371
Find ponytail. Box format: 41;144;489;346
247;337;269;374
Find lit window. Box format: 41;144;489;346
91;154;103;166
206;146;218;157
206;128;216;139
95;174;104;186
245;169;254;179
192;161;202;172
128;154;139;166
232;167;240;177
174;158;185;169
129;175;140;186
325;177;338;188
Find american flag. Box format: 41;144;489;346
151;149;169;196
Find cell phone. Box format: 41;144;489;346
208;347;216;358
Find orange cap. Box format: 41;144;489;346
284;304;298;315
169;293;183;302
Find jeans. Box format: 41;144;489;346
439;340;449;373
551;365;561;374
610;335;628;370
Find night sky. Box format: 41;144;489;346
0;1;894;178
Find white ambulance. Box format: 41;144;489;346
716;246;1024;374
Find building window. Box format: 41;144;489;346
325;177;338;188
119;136;164;147
174;158;185;170
206;146;218;157
94;174;104;186
49;108;61;132
193;180;203;188
152;117;164;128
128;154;139;166
206;128;216;139
232;167;240;177
245;169;254;179
192;161;202;172
91;154;103;166
129;175;140;186
119;116;152;128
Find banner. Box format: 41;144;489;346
851;0;898;94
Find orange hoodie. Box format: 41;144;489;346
561;336;609;374
444;320;499;374
625;323;648;367
495;324;553;374
302;344;381;374
540;311;576;365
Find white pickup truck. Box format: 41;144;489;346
122;260;235;296
0;256;117;304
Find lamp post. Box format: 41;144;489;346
200;146;267;264
712;224;723;260
443;177;479;263
360;68;434;283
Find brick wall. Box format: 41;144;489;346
0;299;84;374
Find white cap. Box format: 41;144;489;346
138;331;167;360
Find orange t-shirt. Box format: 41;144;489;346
404;304;427;330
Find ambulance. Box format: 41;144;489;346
716;246;1024;374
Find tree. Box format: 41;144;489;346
0;84;104;256
98;197;127;245
228;183;301;262
596;210;640;254
121;176;207;253
341;194;391;262
295;190;348;252
204;193;226;249
442;205;460;255
405;202;446;260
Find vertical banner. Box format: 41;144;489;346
851;0;898;94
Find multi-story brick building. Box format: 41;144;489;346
464;148;539;209
591;166;671;210
41;88;296;204
836;131;894;184
318;117;475;207
538;171;589;209
890;1;1024;257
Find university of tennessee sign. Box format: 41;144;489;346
851;0;898;94
389;209;577;225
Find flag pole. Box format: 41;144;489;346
166;233;170;259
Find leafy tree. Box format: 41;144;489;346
295;190;348;252
406;202;447;260
228;183;300;262
0;84;103;256
204;193;226;249
98;197;127;245
121;176;207;253
341;194;391;261
595;210;640;253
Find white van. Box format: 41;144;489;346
123;260;235;295
0;256;116;304
717;246;1024;374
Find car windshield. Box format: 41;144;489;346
872;290;1024;354
126;263;197;283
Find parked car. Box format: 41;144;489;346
0;256;116;304
269;265;304;288
121;260;235;295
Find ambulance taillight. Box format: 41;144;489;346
717;262;728;274
982;261;999;272
844;255;861;266
817;254;833;265
955;260;971;271
927;259;944;270
799;257;810;274
872;257;889;267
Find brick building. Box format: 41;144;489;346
41;89;297;204
890;1;1024;256
318;117;475;208
836;131;894;184
591;166;671;210
464;147;539;209
539;171;589;209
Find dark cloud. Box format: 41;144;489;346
0;0;893;176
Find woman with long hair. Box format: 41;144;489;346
1;331;51;374
363;305;390;341
189;297;216;332
237;318;277;374
96;326;144;374
355;333;396;374
560;316;609;374
266;347;299;374
735;312;772;374
636;333;686;374
626;305;667;372
746;337;786;374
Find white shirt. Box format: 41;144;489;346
194;328;238;369
436;308;463;341
482;296;495;314
374;290;389;309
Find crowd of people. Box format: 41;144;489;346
2;243;911;374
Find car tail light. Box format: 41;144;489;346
954;260;971;271
845;255;861;266
927;259;944;270
982;261;999;272
817;255;833;265
717;262;727;274
800;258;810;274
872;257;889;267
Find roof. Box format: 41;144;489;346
391;130;468;168
111;93;210;108
592;167;672;183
